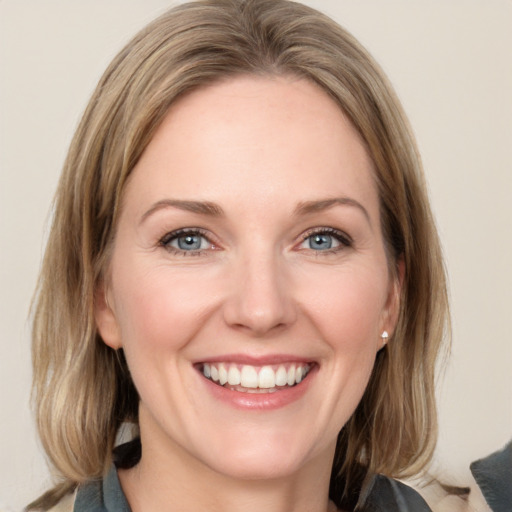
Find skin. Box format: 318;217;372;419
95;75;401;512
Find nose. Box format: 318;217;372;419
222;250;297;337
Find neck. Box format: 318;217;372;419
121;465;336;512
119;410;338;512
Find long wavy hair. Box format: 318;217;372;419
29;0;448;509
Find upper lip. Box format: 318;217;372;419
194;354;315;366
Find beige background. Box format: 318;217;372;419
1;1;511;510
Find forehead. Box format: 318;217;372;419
125;75;378;219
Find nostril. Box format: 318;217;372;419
228;318;289;337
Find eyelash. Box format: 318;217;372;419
299;227;353;254
158;228;213;256
158;227;353;257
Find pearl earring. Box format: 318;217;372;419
380;331;389;345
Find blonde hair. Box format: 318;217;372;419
30;0;448;509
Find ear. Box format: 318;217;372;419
380;256;405;342
94;281;123;349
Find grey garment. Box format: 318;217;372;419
74;467;130;512
362;475;432;512
73;465;432;512
470;440;512;512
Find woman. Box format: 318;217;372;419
29;0;448;510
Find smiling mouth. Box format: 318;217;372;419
199;362;312;393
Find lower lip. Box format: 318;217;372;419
198;366;316;411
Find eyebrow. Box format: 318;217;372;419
140;199;225;224
294;197;371;226
140;196;371;226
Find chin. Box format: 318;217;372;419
194;427;320;481
207;452;307;481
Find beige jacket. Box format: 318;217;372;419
47;492;75;512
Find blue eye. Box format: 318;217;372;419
308;233;337;250
174;234;205;250
160;229;211;253
299;229;351;252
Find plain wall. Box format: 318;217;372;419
1;1;511;510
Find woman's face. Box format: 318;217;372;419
96;75;400;480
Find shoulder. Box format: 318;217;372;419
363;474;433;511
401;474;493;512
72;465;130;512
470;440;512;512
46;471;115;512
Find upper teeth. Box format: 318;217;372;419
202;362;310;389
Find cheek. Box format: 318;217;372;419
301;264;388;351
112;261;217;357
307;269;386;423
